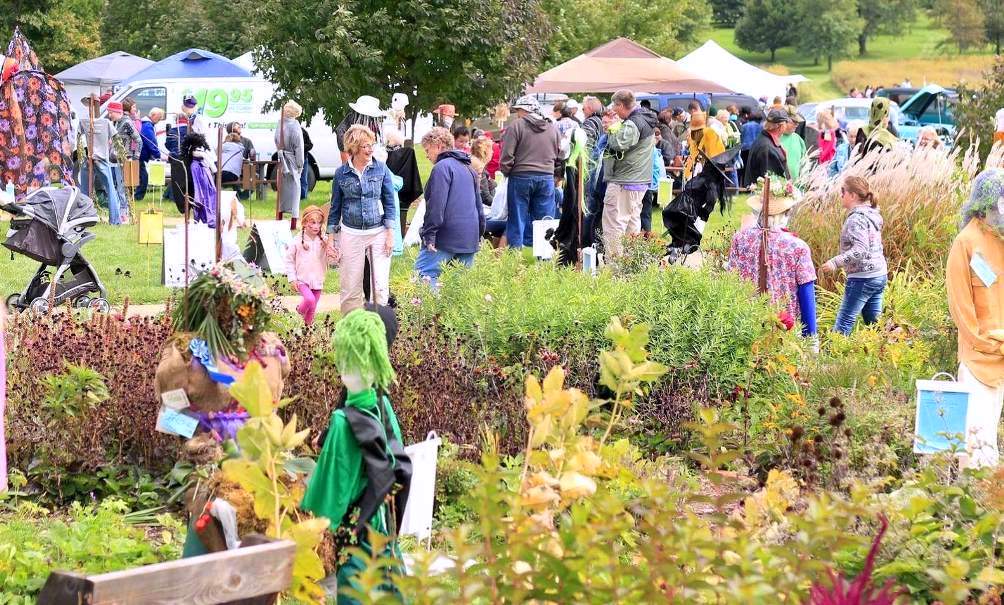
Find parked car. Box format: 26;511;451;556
634;92;759;114
806;98;902;136
896;85;957;145
876;87;919;107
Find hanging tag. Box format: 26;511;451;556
971;252;997;288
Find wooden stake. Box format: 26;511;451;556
758;176;771;294
215;128;223;262
86;96;95;202
275;116;283;221
576;154;584;259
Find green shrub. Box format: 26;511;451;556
0;498;182;602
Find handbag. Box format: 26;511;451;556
913;372;972;454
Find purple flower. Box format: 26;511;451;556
24;124;36;140
42;100;55;114
14;89;23;102
6;157;20;170
0;119;10;132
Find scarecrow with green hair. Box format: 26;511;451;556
855;97;898;158
302;308;411;602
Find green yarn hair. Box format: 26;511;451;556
333;309;396;390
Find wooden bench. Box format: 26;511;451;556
37;535;296;605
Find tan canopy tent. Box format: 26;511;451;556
527;38;731;94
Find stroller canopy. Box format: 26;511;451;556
21;186;98;235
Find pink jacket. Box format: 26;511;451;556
285;235;331;290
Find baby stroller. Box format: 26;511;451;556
3;186;109;314
662;147;741;264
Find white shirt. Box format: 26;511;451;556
995;108;1004;133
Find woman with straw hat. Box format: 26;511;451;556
728;178;818;348
683;110;726;181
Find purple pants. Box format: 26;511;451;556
296;282;322;324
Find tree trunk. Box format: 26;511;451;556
858;33;867;56
770;47;776;62
996;35;1001;55
828;54;833;71
813;56;819;66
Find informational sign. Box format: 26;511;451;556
163;222;215;287
156;388;198;438
914;377;971;454
243;220;292;275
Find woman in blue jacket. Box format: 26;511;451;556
415;127;485;287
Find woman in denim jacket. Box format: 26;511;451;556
328;125;396;314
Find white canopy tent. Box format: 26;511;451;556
678;41;807;102
54;51;153;111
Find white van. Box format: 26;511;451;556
107;77;341;190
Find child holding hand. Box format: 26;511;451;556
285;205;334;324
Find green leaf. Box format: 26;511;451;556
229;361;274;418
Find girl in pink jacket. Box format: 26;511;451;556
285;205;334;324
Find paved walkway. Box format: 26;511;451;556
123;293;341;317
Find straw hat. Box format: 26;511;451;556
689;111;707;130
301;204;327;223
747;194;798;216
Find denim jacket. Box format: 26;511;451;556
328;159;396;233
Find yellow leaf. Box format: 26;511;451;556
977;566;1004;585
229;361;274;418
543;365;565;394
530;416;553;448
525;375;542;412
559;471;597;500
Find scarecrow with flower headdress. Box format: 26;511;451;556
947;168;1004;469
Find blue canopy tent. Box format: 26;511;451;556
121;48;251;84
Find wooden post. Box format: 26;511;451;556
215;128;223;262
275;116;283;221
576;153;584;259
86;96;95;200
758;176;771;295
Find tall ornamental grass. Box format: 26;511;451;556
792;142;1000;290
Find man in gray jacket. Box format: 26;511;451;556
500;95;561;249
602;89;657;256
77;96;124;225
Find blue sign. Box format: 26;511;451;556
914;386;969;454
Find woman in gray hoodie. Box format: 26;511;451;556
822;175;888;335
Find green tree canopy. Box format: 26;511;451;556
102;0;253;60
934;0;987;53
976;0;1004;54
246;0;549;126
735;0;794;63
2;0;102;72
711;0;747;27
543;0;709;67
856;0;916;56
794;0;862;71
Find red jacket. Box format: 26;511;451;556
486;140;501;179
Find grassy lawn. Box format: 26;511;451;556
704;13;995;101
0;150;734;305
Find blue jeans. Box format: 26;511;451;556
111;165;129;221
415;248;475;287
506;174;555;248
79;160;121;225
300;162;309;199
135;160;149;201
833;275;887;335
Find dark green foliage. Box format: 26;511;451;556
101;0;253;59
856;0;917;56
957;57;1004;162
1;0;102;71
735;0;795;62
794;0;863;71
245;0;549;124
711;0;746;26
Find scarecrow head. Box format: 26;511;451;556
866;97;891;134
962;168;1004;237
332;309;396;394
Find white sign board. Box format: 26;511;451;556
251;220;294;275
400;432;442;542
163;222;215;287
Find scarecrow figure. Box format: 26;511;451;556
302;308;411;604
947;168;1004;469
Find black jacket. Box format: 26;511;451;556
386;145;424;209
744;129;790;187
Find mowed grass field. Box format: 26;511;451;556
0;149;735;305
705;13;996;101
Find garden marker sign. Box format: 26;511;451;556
913;373;972;454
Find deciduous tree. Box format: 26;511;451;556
977;0;1004;54
794;0;862;71
934;0;987;53
711;0;747;27
856;0;916;56
102;0;252;60
543;0;709;67
735;0;794;63
247;0;549;127
2;0;103;72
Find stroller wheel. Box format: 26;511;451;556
74;296;91;309
88;298;111;314
28;297;51;315
5;293;20;313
